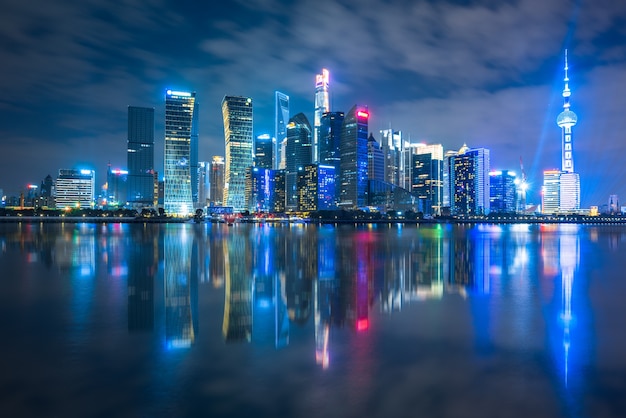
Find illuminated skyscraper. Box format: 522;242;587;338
127;106;154;208
448;144;490;215
297;164;336;211
197;161;210;207
319;111;344;204
222;96;253;212
489;170;517;213
412;144;444;216
254;134;273;169
542;169;561;214
285;113;312;211
55;169;95;209
275;91;289;169
367;134;385;182
313;69;330;163
164;90;196;216
339;105;369;209
209;156;225;206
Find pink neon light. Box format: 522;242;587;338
357;110;369;119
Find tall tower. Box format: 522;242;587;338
164;90;196;216
127;106;154;208
557;50;578;173
556;50;580;211
275;92;289;169
222;96;254;212
314;69;330;163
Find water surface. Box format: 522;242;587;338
1;222;625;417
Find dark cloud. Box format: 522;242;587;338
1;0;626;206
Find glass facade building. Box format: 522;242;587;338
412;144;444;216
222;96;253;212
297;164;336;212
339;105;369;209
489;170;517;213
255;134;273;169
448;145;490;215
275;92;289;170
313;69;330;163
127;106;154;208
285;113;312;211
209;156;225;207
164;90;196;216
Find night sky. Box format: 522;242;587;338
1;0;625;207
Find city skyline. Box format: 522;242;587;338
1;0;626;207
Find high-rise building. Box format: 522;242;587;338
222;96;253;212
285;112;312;211
209;156;225;206
127;106;154;208
380;129;405;188
106;166;128;208
190;102;199;206
489;170;517;213
339;105;369;209
542;169;561;214
245;167;273;213
319;111;344;204
54;169;95;209
164;90;196;216
367;134;385;182
275;91;289;169
448;144;490;215
609;195;619;214
254;134;273;169
297;164;336;211
197;161;210;207
313;69;330;163
412;144;444;216
270;170;286;213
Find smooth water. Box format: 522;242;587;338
0;222;625;417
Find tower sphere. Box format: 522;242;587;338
556;109;578;128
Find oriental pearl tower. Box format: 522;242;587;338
556;50;580;210
557;50;578;173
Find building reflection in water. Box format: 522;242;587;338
164;225;196;349
222;229;253;343
128;225;158;332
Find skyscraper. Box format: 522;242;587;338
164;90;196;216
254;134;273;169
127;106;154;208
222;96;253;212
412;143;444;216
489;170;517;213
542;169;561;214
367;134;385;182
339;105;369;209
190;101;200;207
285;112;312;211
448;144;490;215
209;156;225;206
313;69;330;163
197;161;210;207
54;169;95;209
319;111;344;204
275;92;289;169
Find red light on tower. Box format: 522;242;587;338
357;110;369;119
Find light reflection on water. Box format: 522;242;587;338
0;222;624;417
